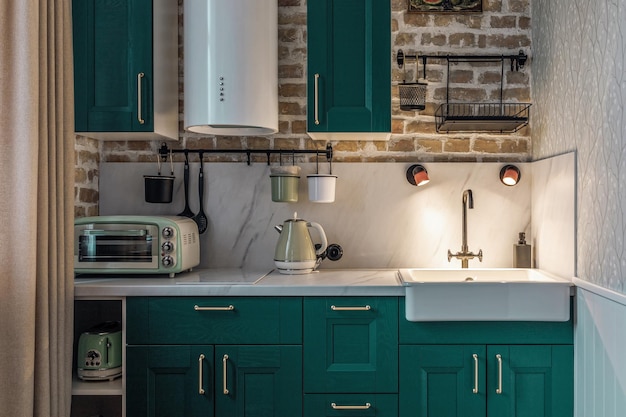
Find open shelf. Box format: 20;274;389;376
435;102;531;133
72;374;123;396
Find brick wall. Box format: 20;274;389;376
75;0;532;214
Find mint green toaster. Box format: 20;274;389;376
77;321;122;381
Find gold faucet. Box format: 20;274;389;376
448;189;483;268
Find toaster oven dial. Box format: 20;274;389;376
162;227;175;239
161;241;174;253
162;255;175;268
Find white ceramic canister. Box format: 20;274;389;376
307;174;337;203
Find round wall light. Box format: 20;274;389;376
500;165;521;186
406;164;430;186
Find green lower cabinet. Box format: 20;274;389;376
400;344;573;417
305;394;398;417
215;345;303;417
126;345;215;417
127;345;302;417
304;297;398;393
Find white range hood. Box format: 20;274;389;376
184;0;278;136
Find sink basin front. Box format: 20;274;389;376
399;268;572;322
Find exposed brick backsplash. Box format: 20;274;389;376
75;0;532;213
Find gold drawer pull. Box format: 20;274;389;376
198;354;205;395
331;402;371;410
194;304;235;311
496;354;503;394
222;354;230;395
472;353;479;394
330;305;371;311
137;72;145;124
314;73;320;125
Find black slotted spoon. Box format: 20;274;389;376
193;152;208;234
177;151;194;218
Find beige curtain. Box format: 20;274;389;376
0;0;74;416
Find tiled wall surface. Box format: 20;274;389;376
532;0;626;294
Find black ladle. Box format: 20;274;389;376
177;151;194;218
193;153;208;234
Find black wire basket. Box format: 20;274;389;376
399;81;427;111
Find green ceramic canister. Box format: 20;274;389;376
270;175;300;202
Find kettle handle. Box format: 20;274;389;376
307;222;328;256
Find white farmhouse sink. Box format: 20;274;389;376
399;268;572;322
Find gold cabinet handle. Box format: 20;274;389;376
472;354;479;394
194;304;235;311
331;305;371;311
198;354;205;395
331;402;371;410
222;354;230;395
314;73;320;125
137;72;145;124
496;354;503;394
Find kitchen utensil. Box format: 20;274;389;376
270;165;300;203
307;174;337;203
177;151;194;217
77;321;122;381
308;153;337;203
274;212;328;274
397;49;427;111
193;154;208;234
144;151;175;203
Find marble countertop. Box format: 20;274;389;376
74;268;404;297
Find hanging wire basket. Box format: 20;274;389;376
399;81;427;111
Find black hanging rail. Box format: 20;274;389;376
158;143;333;166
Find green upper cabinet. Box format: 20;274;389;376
72;0;178;140
307;0;391;141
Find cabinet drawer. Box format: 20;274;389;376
127;297;302;344
304;297;398;393
305;394;398;417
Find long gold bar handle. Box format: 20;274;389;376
331;402;371;410
222;354;230;395
496;354;503;394
194;305;235;311
198;354;205;395
331;305;371;311
137;72;145;124
314;73;320;125
472;354;479;394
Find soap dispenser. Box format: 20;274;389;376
513;232;532;268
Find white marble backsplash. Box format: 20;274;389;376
99;154;574;273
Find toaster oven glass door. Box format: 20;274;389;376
76;224;159;269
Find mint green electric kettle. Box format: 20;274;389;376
274;212;328;275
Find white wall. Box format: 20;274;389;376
99;161;534;270
574;282;626;417
532;1;626;415
532;0;626;294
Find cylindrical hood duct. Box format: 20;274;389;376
184;0;278;136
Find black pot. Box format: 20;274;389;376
144;175;175;203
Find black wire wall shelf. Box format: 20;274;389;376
397;50;531;133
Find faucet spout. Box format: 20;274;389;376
448;189;483;268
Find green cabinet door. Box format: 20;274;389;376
72;0;153;132
307;0;391;135
400;345;486;417
400;345;573;417
487;345;574;417
126;345;214;417
215;345;303;417
304;297;398;393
